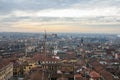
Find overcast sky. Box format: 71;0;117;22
0;0;120;33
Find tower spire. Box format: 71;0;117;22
42;30;47;80
43;30;47;61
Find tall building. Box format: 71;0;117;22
80;38;84;46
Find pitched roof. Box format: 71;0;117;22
0;59;11;70
100;70;113;80
89;71;100;78
33;53;59;62
74;74;84;80
30;71;42;80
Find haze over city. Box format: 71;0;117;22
0;1;120;80
0;0;120;33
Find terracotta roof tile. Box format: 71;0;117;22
100;70;113;80
33;53;59;62
0;59;11;70
74;74;84;80
89;71;100;78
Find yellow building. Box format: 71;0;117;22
23;60;36;73
18;57;37;74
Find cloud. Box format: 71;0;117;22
71;0;120;8
1;0;119;14
1;8;119;24
0;0;120;33
0;0;80;14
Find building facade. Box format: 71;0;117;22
0;59;13;80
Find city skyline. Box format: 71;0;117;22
0;0;120;34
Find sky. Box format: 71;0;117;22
0;0;120;34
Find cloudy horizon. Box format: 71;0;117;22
0;0;120;34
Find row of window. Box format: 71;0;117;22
39;61;58;64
